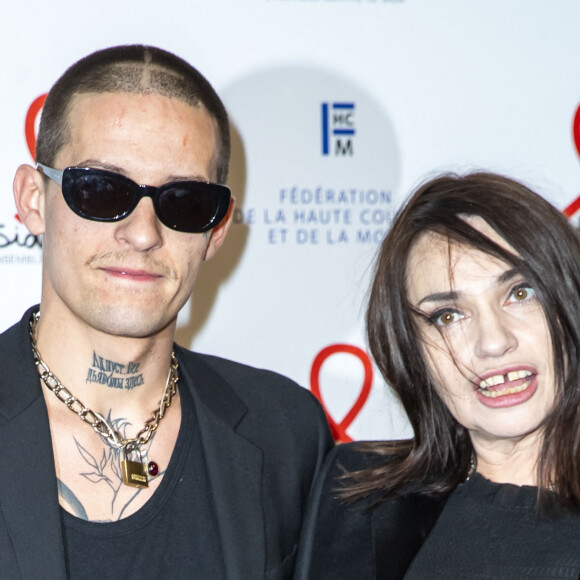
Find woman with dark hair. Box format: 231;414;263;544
295;172;580;579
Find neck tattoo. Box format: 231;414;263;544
29;311;179;488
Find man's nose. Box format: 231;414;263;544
113;197;164;252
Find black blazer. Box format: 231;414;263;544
0;307;333;579
294;443;448;579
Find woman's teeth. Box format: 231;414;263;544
477;370;533;398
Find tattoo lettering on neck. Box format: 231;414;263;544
86;351;144;390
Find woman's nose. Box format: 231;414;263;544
473;309;518;359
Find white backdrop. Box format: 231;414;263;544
0;0;578;441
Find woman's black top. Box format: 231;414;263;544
405;472;580;579
295;443;580;579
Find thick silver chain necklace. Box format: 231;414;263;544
29;311;179;488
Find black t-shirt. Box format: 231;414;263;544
405;472;580;579
61;381;225;579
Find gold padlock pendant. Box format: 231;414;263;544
121;449;149;489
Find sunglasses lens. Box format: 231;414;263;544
157;185;224;232
62;168;229;232
67;171;134;220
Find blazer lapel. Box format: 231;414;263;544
177;349;265;580
0;308;67;579
372;493;447;579
0;400;67;579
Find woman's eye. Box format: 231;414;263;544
508;284;535;303
430;310;462;327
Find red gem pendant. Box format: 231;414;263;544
147;461;159;477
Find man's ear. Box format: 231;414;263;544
203;197;235;261
13;164;46;235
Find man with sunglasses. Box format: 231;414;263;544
5;45;332;579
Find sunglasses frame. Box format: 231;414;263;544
37;163;231;234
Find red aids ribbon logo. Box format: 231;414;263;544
25;94;47;161
310;344;373;442
563;103;580;218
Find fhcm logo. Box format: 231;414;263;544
321;102;355;156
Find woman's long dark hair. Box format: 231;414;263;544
345;172;580;508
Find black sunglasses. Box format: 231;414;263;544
37;164;231;234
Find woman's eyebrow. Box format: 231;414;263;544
416;268;521;307
417;291;458;306
497;268;519;285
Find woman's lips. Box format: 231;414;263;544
474;366;538;408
